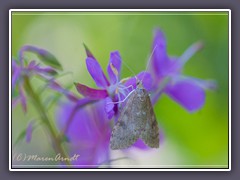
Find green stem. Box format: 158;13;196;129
23;76;71;166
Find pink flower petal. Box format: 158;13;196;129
75;83;108;99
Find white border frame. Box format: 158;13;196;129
9;9;231;171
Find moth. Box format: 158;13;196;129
110;81;159;150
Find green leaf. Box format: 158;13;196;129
13;121;39;147
36;48;63;71
14;128;27;147
25;46;63;71
12;86;19;98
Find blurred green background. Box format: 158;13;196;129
12;11;229;168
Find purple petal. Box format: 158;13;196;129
12;59;18;69
28;60;37;68
86;57;110;88
83;43;96;59
19;45;62;70
149;29;183;80
125;71;153;91
150;29;169;77
132;128;165;150
188;78;217;91
18;46;40;67
12;97;20;108
150;76;172;105
56;100;110;166
136;71;153;91
104;97;115;119
199;79;217;90
75;83;108;99
150;90;164;105
27;60;57;76
19;86;27;113
33;66;57;76
107;51;122;84
56;98;98;138
165;79;205;112
38;67;57;75
12;67;21;90
176;76;218;91
49;81;79;102
26;122;33;143
132;139;150;150
178;41;204;67
75;98;98;109
124;77;137;90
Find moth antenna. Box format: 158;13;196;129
111;85;134;106
140;44;158;84
107;89;135;105
121;60;138;82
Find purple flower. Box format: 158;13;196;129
149;29;216;112
56;98;160;167
12;45;77;112
12;59;56;112
48;80;79;103
55;46;158;165
75;46;152;119
56;100;111;167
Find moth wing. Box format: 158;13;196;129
110;91;147;150
140;95;159;148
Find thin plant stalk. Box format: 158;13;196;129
23;76;71;166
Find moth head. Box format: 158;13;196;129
136;80;143;88
136;80;146;100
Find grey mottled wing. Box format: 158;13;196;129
110;90;148;150
140;95;159;148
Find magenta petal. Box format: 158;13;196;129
165;79;205;112
107;51;122;84
125;71;153;91
75;83;108;99
83;43;96;59
86;57;110;88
